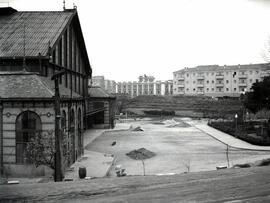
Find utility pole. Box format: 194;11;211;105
51;70;65;182
226;144;230;168
0;102;3;175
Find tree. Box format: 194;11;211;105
243;76;270;115
25;131;70;170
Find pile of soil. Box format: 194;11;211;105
129;125;144;131
126;148;156;160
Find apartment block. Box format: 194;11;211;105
173;63;270;97
117;75;173;97
91;76;116;94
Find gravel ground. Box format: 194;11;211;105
86;118;270;176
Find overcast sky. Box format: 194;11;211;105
5;0;270;81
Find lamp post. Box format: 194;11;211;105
235;113;238;133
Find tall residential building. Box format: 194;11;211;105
173;63;270;97
91;76;116;94
105;80;116;94
117;75;173;98
91;76;105;89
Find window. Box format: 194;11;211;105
250;79;252;83
226;80;229;84
256;79;259;83
193;73;196;76
16;111;42;164
186;73;189;77
61;110;66;129
226;88;229;91
206;80;209;84
206;88;209;91
193;88;196;91
249;71;253;74
193;81;196;84
186;88;189;91
234;88;237;91
212;80;214;84
211;88;214;91
211;73;214;76
234;80;236;83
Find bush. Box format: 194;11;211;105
208;121;270;146
143;110;175;116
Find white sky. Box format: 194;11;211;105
5;0;270;81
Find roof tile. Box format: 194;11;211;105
0;11;74;57
0;72;81;99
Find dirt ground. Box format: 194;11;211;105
86;118;270;176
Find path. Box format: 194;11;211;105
65;123;131;180
183;118;270;151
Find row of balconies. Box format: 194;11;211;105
176;82;248;88
176;73;254;80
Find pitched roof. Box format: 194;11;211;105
0;8;75;57
0;72;81;99
88;86;115;99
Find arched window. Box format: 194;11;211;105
16;111;42;164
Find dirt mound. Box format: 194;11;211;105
129;125;144;131
162;119;190;128
126;148;156;160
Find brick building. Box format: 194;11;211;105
87;86;116;129
0;7;91;176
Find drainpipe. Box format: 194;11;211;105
0;102;3;175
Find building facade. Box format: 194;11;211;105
91;76;116;94
86;86;116;129
91;76;105;89
104;80;117;94
116;75;173;98
0;7;91;176
173;63;270;97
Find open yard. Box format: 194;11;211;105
86;118;270;176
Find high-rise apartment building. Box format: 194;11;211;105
91;76;116;94
91;76;105;89
117;75;173;97
173;63;270;97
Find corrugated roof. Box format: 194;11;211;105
0;10;74;57
89;86;115;98
0;72;81;99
